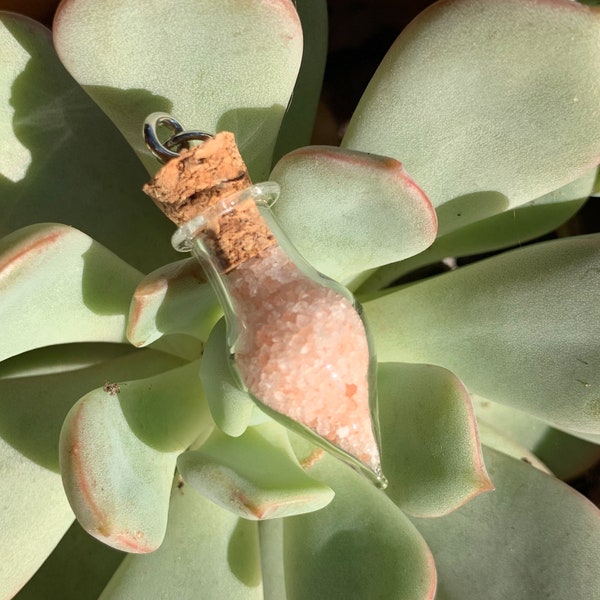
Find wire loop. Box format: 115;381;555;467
143;112;213;163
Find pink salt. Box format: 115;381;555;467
227;245;381;472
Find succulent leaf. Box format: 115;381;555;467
178;421;334;520
283;438;437;600
14;522;124;600
343;0;600;234
359;170;596;293
270;145;437;282
99;477;263;599
0;443;73;600
127;258;221;348
273;0;328;160
201;319;256;438
476;422;552;474
0;346;180;598
0;12;177;272
59;361;210;552
474;395;600;480
0;224;142;362
53;0;304;179
413;447;600;599
378;362;493;518
365;234;600;434
0;342;135;379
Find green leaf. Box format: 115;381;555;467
476;421;552;474
59;361;210;552
358;170;594;293
0;443;73;600
0;345;182;473
365;235;600;434
201;319;255;437
0;347;179;598
283;440;437;600
413;447;600;599
15;522;124;600
178;422;334;520
54;0;303;179
0;342;134;379
270;146;437;282
0;13;177;272
273;0;328;160
343;0;600;234
258;519;287;600
558;427;600;445
474;396;600;480
378;362;492;517
100;477;263;600
127;258;221;347
0;224;142;362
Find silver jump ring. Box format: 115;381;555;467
164;130;214;151
143;112;214;164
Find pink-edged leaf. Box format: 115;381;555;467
358;170;595;293
270;146;437;282
0;345;182;598
178;422;334;521
0;224;142;362
413;447;600;599
60;361;210;553
53;0;303;179
343;0;600;235
99;477;263;599
127;258;221;348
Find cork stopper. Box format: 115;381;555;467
143;131;275;272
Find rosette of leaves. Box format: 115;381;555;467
1;0;599;598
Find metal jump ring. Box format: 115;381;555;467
143;112;214;164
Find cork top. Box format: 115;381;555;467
143;131;275;272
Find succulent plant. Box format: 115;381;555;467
1;0;599;598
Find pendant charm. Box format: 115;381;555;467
143;113;386;487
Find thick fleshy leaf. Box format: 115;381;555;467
15;522;124;600
54;0;303;179
0;342;134;379
0;13;177;272
343;0;600;234
476;422;551;475
284;438;436;599
201;319;255;437
0;443;73;600
178;422;334;520
474;396;600;479
270;146;437;281
100;477;263;600
258;519;287;600
273;0;328;160
365;235;600;434
378;362;492;517
127;258;221;347
60;361;210;552
413;447;600;599
559;427;600;445
0;346;181;473
0;224;142;362
358;170;594;293
0;347;180;599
